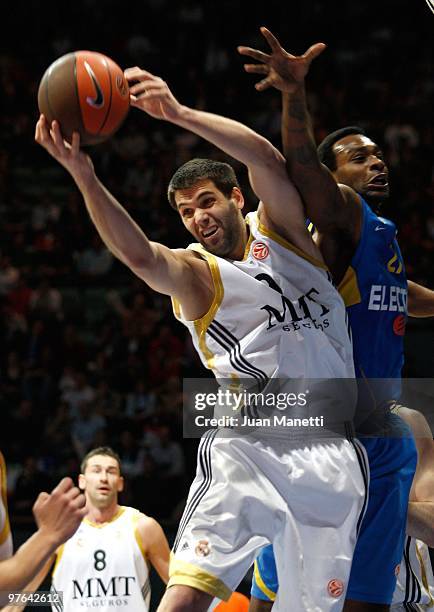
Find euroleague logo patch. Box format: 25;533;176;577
393;314;406;336
252;241;269;260
327;579;344;598
395;564;401;577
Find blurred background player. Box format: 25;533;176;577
35;65;367;611
27;446;170;611
238;28;434;611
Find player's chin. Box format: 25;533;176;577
198;237;227;256
364;186;390;201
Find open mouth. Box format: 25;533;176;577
202;226;218;239
368;174;388;187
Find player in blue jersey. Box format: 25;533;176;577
239;28;434;611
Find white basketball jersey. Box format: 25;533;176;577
392;537;434;609
173;212;355;422
0;451;13;561
51;506;151;611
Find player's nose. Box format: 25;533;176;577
369;156;386;171
195;209;211;225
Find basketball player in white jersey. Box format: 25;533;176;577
391;406;434;611
35;72;369;612
27;446;170;611
0;456;86;597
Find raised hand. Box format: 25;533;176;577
238;27;326;93
33;477;87;546
35;115;94;187
124;68;182;121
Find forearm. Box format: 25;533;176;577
173;105;283;169
281;88;343;230
0;559;53;612
407;501;434;547
75;171;154;271
0;529;55;592
282;86;318;175
408;280;434;317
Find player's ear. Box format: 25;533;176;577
231;187;244;210
117;476;124;493
78;474;86;490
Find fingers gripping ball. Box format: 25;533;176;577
38;51;130;145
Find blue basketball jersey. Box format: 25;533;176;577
338;197;407;400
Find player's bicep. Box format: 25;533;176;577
248;159;305;227
247;162;320;255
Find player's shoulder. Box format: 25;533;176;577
337;183;361;205
135;512;162;533
132;511;165;551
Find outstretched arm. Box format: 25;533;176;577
125;68;320;259
0;478;84;593
35;116;209;308
238;28;361;240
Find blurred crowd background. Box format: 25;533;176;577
1;1;433;601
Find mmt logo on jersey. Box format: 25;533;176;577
255;273;330;330
72;576;136;603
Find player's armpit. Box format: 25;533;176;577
137;517;170;584
133;244;213;315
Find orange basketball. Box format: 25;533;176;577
38;51;130;145
214;592;250;611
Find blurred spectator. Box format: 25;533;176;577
117;430;147;479
0;255;19;296
71;401;107;457
149;426;185;479
29;277;63;321
61;370;96;417
125;379;156;421
11;456;49;524
74;235;114;278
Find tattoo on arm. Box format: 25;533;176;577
288;98;306;122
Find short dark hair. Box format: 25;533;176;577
317;126;366;171
167;158;240;209
80;446;121;474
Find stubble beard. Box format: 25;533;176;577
199;201;242;258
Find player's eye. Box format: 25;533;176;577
182;209;193;218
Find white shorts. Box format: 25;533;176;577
169;428;368;611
